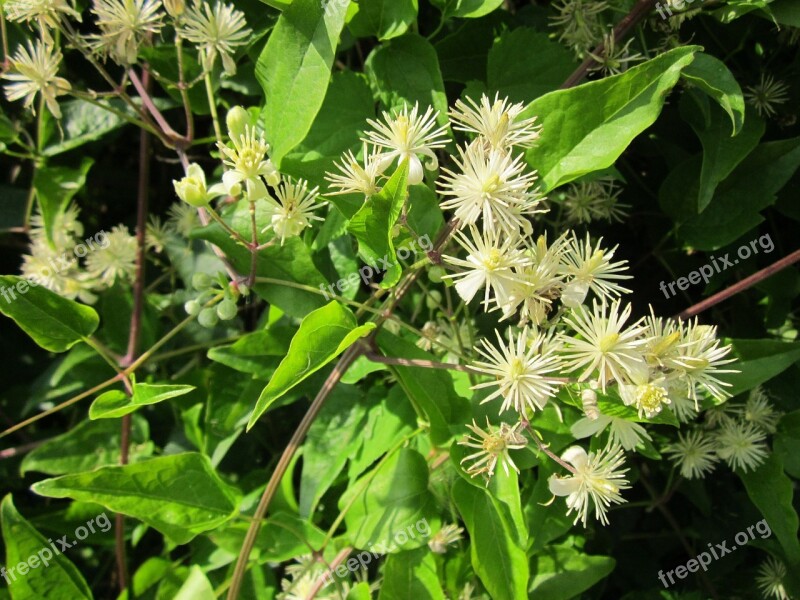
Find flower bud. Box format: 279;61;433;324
174;163;209;207
226;106;250;141
164;0;184;17
192;272;213;291
184;299;201;316
216;299;238;320
198;307;219;328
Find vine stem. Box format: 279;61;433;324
560;0;659;89
226;345;362;600
676;248;800;320
523;422;577;474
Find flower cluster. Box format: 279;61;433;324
19;207;137;303
665;387;778;478
335;92;738;527
1;0;252;120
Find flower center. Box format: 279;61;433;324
637;384;668;414
483;435;506;455
481;174;502;197
483;248;504;270
598;333;619;352
508;357;526;381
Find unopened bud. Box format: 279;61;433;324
164;0;184;17
226;106;250;141
174;163;208;207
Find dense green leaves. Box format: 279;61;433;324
0;277;99;352
257;0;349;163
33;158;93;244
248;302;375;428
431;0;504;18
0;496;93;600
724;340;800;396
32;453;241;544
524;46;699;191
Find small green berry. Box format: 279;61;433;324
217;299;238;321
198;307;219;328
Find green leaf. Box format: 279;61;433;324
681;52;746;135
42;99;132;157
299;385;368;517
207;329;288;377
524;46;700;191
213;512;326;562
739;453;800;567
281;71;375;183
0;276;99;353
453;478;529;600
173;566;215;600
767;0;800;26
0;185;27;232
347;162;409;288
88;383;196;419
21;417;153;476
248;302;376;428
775;410;800;480
192;207;328;317
724;339;800;396
340;448;441;552
487;28;575;103
431;0;504;18
257;0;349;163
682;97;764;212
33;158;93;244
364;34;449;123
376;330;470;445
664;137;800;250
528;544;615;599
0;495;93;600
348;0;419;40
31;453;241;545
379;547;446;600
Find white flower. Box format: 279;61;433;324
665;430;718;479
324;144;385;197
262;178;326;245
449;93;541;151
666;319;737;405
218;124;279;200
362;103;449;185
714;419;768;473
168;201;200;237
28;204;83;250
619;372;671;419
560;299;647;392
84;225;138;287
3;41;71;118
501;233;567;324
173;162;226;207
438;141;542;236
561;179;629;225
178;0;251;75
559;233;631;307
428;524;463;554
756;556;790;600
91;0;164;64
442;226;531;309
571;412;652;452
738;387;781;434
587;33;644;76
642;307;682;368
548;443;630;526
472;327;563;416
665;380;698;424
4;0;82;43
459;419;527;481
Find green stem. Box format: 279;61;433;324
202;52;224;146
